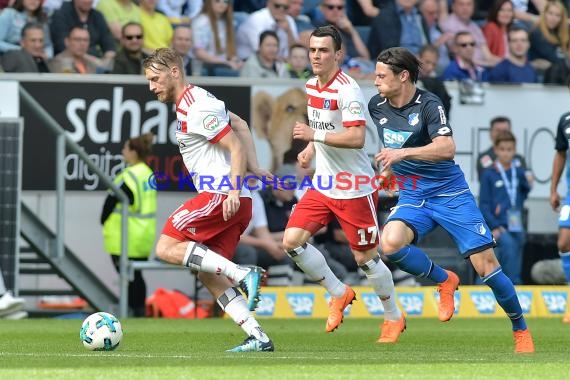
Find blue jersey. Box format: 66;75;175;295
554;111;570;193
368;88;468;199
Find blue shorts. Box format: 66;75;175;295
558;195;570;228
387;191;494;257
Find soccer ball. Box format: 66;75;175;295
80;312;123;351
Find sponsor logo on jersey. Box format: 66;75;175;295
347;101;362;115
397;292;424;315
256;294;276;316
541;291;567;314
408;113;419;126
202;114;220;131
361;292;385;316
437;126;451;135
470;291;496;314
433;291;461;314
383;128;413;148
516;291;532;314
286;293;315;316
379;117;387;125
323;99;331;109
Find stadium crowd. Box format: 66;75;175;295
0;0;568;84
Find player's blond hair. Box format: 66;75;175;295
143;48;184;72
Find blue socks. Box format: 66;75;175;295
560;253;570;283
482;267;527;331
386;245;448;283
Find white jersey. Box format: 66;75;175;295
175;84;250;197
306;70;376;199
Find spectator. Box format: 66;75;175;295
192;0;242;77
96;0;141;42
418;44;452;117
479;131;531;285
512;0;545;27
476;116;530;180
419;0;452;75
0;0;53;57
50;0;116;63
49;26;98;74
347;0;383;25
368;0;430;61
442;31;489;82
236;0;300;61
111;22;149;74
288;0;314;47
544;41;570;85
489;25;538;83
1;22;50;72
441;0;502;67
139;0;173;54
317;0;370;62
156;0;203;26
528;0;568;74
171;25;193;76
482;0;515;59
240;30;287;77
284;43;312;79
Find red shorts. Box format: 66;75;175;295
161;192;252;259
287;189;379;251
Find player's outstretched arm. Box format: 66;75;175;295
217;130;246;221
229;111;274;181
550;150;566;210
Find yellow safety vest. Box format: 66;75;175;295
102;162;157;258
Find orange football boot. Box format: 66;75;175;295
326;286;356;332
437;270;460;322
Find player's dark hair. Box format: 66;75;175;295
376;47;420;83
128;133;154;160
311;25;343;52
494;130;516;147
143;47;183;72
490;116;511;129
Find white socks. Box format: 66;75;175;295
287;243;346;298
183;242;250;282
218;287;269;342
360;257;402;321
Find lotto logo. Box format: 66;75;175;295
324;294;352;316
470;291;496;314
361;293;385;316
397;293;424;315
286;293;315;316
542;291;567;314
516;291;533;314
433;291;461;314
255;294;276;316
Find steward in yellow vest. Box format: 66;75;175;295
101;133;157;316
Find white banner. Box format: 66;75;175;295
0;81;19;118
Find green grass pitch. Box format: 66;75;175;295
0;317;569;379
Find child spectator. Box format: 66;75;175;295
284;43;312;79
479;131;532;285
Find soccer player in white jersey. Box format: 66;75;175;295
282;25;406;343
143;48;273;352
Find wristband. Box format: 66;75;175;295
313;130;328;144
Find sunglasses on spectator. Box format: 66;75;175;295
458;42;476;47
273;2;289;10
125;34;143;40
324;4;344;10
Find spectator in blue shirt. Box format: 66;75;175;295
479;130;532;284
442;31;489;81
489;25;538;84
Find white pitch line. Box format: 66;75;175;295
0;352;345;360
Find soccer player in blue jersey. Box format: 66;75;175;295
549;107;570;323
368;47;534;353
